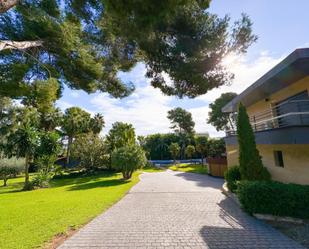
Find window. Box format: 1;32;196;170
274;151;284;167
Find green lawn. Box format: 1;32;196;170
0;171;140;249
169;163;208;175
141;165;165;173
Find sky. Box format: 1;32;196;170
56;0;309;137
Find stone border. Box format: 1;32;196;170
253;213;304;224
221;182;241;206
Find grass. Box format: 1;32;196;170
141;165;165;173
0;171;140;249
169;163;208;175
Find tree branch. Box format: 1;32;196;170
0;0;19;14
0;40;43;51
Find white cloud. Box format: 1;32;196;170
59;51;284;138
91;85;172;136
56;100;73;110
70;91;80;98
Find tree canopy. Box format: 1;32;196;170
1;0;256;99
208;92;238;131
167;107;195;134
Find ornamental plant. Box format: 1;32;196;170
112;145;147;180
236;103;270;181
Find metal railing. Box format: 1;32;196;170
226;100;309;136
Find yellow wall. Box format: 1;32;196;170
246;76;309;117
226;144;309;185
226;76;309;185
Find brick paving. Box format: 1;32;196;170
59;170;304;249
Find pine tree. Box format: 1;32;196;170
0;1;257;99
237;103;270;181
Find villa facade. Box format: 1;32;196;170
222;48;309;185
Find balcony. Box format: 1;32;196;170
225;100;309;145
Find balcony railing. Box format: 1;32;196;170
226;100;309;136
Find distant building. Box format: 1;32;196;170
222;48;309;185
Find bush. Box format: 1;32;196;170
32;171;53;188
224;165;241;192
32;155;56;188
112;145;147;179
237;181;309;219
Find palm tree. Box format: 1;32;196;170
90;113;105;135
62;107;91;164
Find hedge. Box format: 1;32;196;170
237;181;309;219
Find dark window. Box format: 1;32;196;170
274;151;284;167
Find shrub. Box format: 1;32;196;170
112;145;147;179
224;165;241;192
237;181;309;219
32;155;56;188
32;171;53;188
0;157;23;186
237;103;271;181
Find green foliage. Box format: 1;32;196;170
4;125;40;189
0;157;23;186
39;107;63;131
36;131;61;157
32;155;57;188
90;113;105;135
208;92;237;131
185;145;195;159
237;181;309;219
169;143;180;162
224;165;241;192
62;107;91;137
237;103;271;181
71;133;107;171
142;133;200;160
106;122;136;154
195;136;208;163
112;145;147;179
167;107;195;134
207;138;226;158
103;1;257;97
1;0;256;99
21;78;60;114
62;107;91;163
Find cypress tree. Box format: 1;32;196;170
237;103;270;181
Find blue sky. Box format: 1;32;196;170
56;0;309;137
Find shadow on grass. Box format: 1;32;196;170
67;178;127;191
0;182;24;195
51;171;118;188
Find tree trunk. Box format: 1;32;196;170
0;40;43;51
3;177;7;186
23;154;32;190
0;0;19;14
66;136;73;165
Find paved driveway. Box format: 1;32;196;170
59;170;304;249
